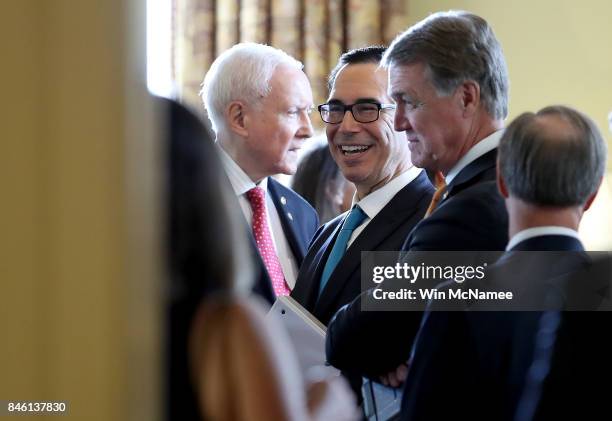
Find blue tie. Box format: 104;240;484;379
318;206;367;296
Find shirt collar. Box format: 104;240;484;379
506;226;582;251
352;167;423;220
445;129;503;185
217;144;267;195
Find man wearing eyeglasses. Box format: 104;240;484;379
291;46;434;328
325;11;511;400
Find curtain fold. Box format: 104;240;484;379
173;0;407;121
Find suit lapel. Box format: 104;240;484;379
314;173;432;315
294;218;344;310
446;149;498;198
267;179;306;262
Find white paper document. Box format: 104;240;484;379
267;295;339;378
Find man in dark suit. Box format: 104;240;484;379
291;46;434;327
513;110;611;421
400;105;608;420
201;43;319;304
326;11;510;383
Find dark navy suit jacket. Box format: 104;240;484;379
291;171;434;326
400;235;592;421
250;177;319;304
326;149;509;378
515;242;612;421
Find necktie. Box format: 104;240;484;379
424;171;447;217
319;206;367;296
246;187;291;296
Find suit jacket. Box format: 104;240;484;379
326;148;509;377
516;251;612;421
403;149;508;251
400;235;591;421
292;171;434;326
250;178;320;304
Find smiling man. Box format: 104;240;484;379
291;46;433;327
201;43;319;303
291;46;434;401
325;11;512;397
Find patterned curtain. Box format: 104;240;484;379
173;0;408;124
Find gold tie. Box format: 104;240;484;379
425;171;447;217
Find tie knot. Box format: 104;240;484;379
246;186;266;208
342;206;367;231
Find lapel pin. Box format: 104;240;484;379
280;196;287;205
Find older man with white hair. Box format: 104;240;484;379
201;43;319;303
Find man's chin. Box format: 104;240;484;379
276;164;297;176
343;171;367;186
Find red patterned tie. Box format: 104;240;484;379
246;187;291;296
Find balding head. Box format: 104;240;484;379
499;105;607;207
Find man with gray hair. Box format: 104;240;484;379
400;105;608;420
327;10;510;386
201;43;319;303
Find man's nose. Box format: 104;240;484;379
298;110;314;138
339;109;361;133
394;105;412;132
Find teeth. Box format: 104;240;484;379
340;145;370;153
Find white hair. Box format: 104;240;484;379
200;43;303;134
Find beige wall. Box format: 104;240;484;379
0;1;159;420
405;0;612;249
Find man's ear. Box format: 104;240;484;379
457;80;480;117
583;177;603;211
496;161;509;198
226;101;249;138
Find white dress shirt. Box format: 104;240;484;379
217;146;299;288
348;166;423;247
445;130;503;185
506;226;583;251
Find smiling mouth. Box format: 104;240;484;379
339;145;371;156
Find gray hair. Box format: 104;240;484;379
499;105;607;207
382;10;509;120
200;43;303;133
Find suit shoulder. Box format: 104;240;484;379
442;180;505;217
383;172;434;217
409;180;508;251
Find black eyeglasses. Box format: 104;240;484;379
318;101;397;124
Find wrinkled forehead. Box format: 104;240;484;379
329;63;390;103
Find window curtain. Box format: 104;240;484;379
172;0;408;125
